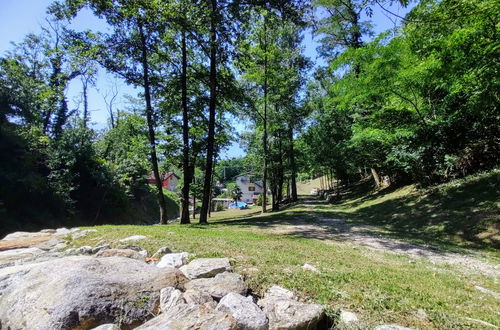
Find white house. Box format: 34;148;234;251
235;174;264;204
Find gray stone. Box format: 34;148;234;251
302;263;320;273
0;255;187;329
0;247;45;265
216;293;269;330
116;244;148;257
179;257;232;279
2;231;52;241
40;229;57;234
118;235;147;243
160;287;185;312
75;245;94;255
91;324;120;330
183;289;217;309
157;252;190;268
265;285;296;299
374;325;414;330
54;227;80;236
184;272;247;299
340;310;359;324
71;229;98;240
94;248;145;260
258;288;325;330
92;244;111;254
152;246;173;258
135;304;237;330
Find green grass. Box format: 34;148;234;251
70;179;500;330
317;169;500;253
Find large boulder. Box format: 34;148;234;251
257;286;325;330
0;247;45;266
184;272;247;299
216;293;269;330
136;304;237;330
0;256;187;329
179;257;232;279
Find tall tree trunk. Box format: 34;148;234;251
199;0;217;224
180;29;191;224
261;13;268;213
139;23;168;225
288;125;298;202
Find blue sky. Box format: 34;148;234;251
0;0;412;159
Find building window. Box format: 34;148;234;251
248;186;255;191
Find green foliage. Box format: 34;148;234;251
301;0;500;185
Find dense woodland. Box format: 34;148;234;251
0;0;498;235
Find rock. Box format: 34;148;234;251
0;256;187;329
135;304;237;330
160;287;185;312
0;247;45;265
302;263;320;273
415;309;430;321
91;324;120;330
118;235;147;243
75;245;95;255
374;325;414;330
71;229;98;240
116;244;148;257
265;285;296;299
92;244;111;254
216;293;269;330
40;229;57;234
49;242;68;252
54;227;80;236
258;287;325;330
152;246;173;258
339;310;359;323
2;231;52;241
179;257;232;279
94;248;145;260
184;272;247;299
183;289;217;309
157;252;189;268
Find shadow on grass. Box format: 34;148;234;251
202;171;499;252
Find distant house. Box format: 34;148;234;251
147;172;180;192
235;174;264;204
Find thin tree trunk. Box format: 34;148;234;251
288;125;297;202
371;167;381;188
82;78;88;129
277;130;283;208
199;0;217;224
180;29;191;224
139;23;168;225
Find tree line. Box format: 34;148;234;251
0;0;498;233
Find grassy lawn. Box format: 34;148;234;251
318;169;500;255
70;197;499;329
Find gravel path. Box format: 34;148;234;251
271;200;499;280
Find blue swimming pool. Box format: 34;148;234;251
228;202;248;208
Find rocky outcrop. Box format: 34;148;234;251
0;256;186;329
179;257;232;279
0;228;328;330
